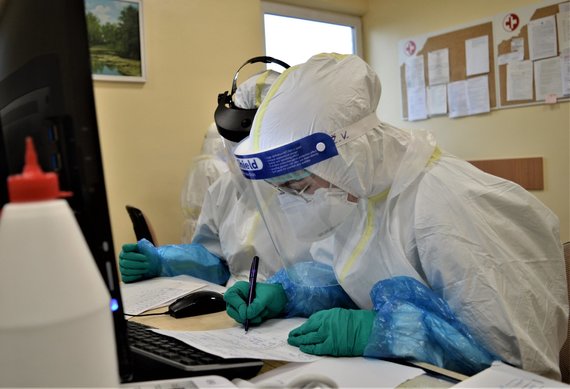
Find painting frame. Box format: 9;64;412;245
85;0;146;83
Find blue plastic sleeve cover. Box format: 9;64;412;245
234;132;338;180
363;276;498;376
267;261;357;317
137;239;230;285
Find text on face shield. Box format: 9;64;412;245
238;157;264;171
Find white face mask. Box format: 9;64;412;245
277;187;357;242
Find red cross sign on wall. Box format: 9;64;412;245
405;40;416;56
503;13;520;32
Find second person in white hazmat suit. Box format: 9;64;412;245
224;53;569;379
118;60;285;285
180;122;228;243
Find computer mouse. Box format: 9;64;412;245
168;290;226;319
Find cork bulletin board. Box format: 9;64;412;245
399;21;496;119
496;1;570;107
398;0;570;121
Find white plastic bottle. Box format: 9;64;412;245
0;137;119;386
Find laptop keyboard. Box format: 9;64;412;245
126;321;263;373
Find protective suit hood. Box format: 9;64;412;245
235;53;435;198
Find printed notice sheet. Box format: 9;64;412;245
405;55;426;88
447;80;468;118
528;15;558;61
427;84;447;116
534;56;563;100
507;60;533;101
407;86;428;121
467;75;490;115
465;35;490;76
428;48;450;85
154;318;322;363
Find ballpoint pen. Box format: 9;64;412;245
244;255;259;333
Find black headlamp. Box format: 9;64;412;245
214;56;289;143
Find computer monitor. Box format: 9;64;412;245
0;0;132;381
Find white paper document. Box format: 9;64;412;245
467;75;490;115
498;50;525;66
507;60;533;101
121;275;207;315
447;80;469;118
427;84;447;115
534;56;563;100
240;357;426;389
405;55;426;88
407;86;428;121
465;35;489;76
528;15;558;61
452;361;569;388
428;48;450;85
154;318;322;363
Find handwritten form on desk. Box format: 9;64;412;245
121;275;207;315
154;318;321;363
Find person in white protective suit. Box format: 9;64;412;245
223;53;569;379
180;122;228;243
119;57;351;303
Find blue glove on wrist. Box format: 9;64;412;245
119;241;161;283
288;308;375;356
224;281;287;326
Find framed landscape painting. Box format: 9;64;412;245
85;0;146;82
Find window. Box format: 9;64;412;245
262;2;362;69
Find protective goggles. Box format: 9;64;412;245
266;170;333;203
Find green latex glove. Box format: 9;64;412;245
224;281;287;326
119;243;161;283
288;308;375;356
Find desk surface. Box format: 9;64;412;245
131;310;466;387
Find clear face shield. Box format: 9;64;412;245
234;133;358;287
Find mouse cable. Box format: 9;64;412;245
124;311;168;317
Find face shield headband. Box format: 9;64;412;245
214;56;290;143
234;132;339;181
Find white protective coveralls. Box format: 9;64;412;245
233;53;569;379
180;122;228;242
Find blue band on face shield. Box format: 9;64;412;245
234;132;338;180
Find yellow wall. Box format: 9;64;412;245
95;0;570;258
364;0;570;241
94;0;266;253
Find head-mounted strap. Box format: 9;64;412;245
230;56;290;97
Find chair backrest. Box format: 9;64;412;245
561;241;570;383
125;205;158;246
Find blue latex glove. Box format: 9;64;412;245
224;281;287;326
137;239;230;285
288;308;375;356
119;239;230;285
119;242;161;283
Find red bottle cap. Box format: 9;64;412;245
7;137;72;202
